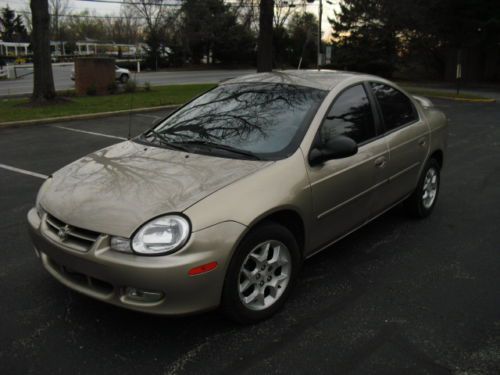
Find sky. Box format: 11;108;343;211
1;0;338;37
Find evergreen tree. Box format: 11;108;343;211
1;6;29;42
329;0;500;78
288;12;318;69
181;0;255;65
329;0;403;76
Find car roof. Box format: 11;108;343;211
221;70;370;91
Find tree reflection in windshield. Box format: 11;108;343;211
146;83;327;159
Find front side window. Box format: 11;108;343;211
370;83;418;131
139;83;327;160
320;84;376;145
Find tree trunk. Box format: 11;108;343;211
30;0;56;102
257;0;274;72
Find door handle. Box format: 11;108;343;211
418;137;427;147
374;156;386;168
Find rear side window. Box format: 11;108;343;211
371;83;418;131
320;84;375;144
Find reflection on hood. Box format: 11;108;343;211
40;141;271;237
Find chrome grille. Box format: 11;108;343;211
44;213;100;252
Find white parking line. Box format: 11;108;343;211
0;163;48;179
51;125;127;140
135;114;162;120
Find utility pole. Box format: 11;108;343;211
307;0;323;70
456;49;462;95
317;0;322;70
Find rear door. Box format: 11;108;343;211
369;82;430;214
306;83;388;252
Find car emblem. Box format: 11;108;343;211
57;225;70;241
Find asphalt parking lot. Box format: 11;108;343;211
0;100;499;375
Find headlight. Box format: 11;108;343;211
131;215;190;255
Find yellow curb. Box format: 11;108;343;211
0;104;180;129
427;95;496;103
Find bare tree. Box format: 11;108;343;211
127;0;170;70
274;0;297;29
127;0;166;32
21;8;33;33
233;0;259;31
101;7;143;45
30;0;56;102
118;5;143;44
236;0;299;33
50;0;69;55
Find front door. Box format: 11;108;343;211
306;84;388;252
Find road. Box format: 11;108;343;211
0;100;499;374
0;64;255;96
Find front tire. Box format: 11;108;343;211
119;74;129;83
406;158;441;218
221;222;301;324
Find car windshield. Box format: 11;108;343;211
138;83;327;160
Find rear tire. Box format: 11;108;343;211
221;222;301;324
406;158;441;218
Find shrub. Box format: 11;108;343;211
86;83;97;96
107;81;118;94
124;80;137;93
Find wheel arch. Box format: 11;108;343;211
236;207;307;258
429;149;444;169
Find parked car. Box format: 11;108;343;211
71;65;130;83
27;70;448;323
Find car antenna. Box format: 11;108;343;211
127;67;137;140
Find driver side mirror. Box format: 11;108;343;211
309;135;358;166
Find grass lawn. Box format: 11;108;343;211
0;83;216;123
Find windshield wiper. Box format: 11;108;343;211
141;130;190;152
177;140;262;160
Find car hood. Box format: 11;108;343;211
40;141;271;237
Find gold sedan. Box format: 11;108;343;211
27;70;448;323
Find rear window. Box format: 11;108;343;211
371;83;418;131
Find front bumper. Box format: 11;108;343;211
27;207;246;315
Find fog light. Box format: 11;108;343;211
124;287;164;303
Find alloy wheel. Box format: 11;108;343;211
422;167;438;209
238;240;291;311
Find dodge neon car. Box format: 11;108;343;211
27;70;447;323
